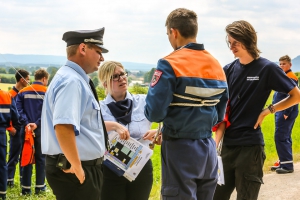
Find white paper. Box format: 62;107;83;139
104;131;153;181
217;155;225;185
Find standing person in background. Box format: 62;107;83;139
0;79;19;200
145;8;228;200
271;55;299;174
98;61;155;200
16;69;49;195
6;69;30;188
41;28;109;200
213;21;300;200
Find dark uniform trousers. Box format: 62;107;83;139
101;160;153;200
7;126;24;184
46;155;103;200
213;145;266;200
275;110;299;170
0;129;7;197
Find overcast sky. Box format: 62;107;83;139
0;0;299;66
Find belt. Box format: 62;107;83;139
162;134;179;141
46;154;103;166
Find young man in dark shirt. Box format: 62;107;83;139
213;20;300;200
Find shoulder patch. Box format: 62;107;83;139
150;70;163;87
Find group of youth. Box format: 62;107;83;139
2;7;300;200
0;68;49;200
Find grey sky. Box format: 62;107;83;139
0;0;299;66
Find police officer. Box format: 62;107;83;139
41;27;109;199
0;85;19;200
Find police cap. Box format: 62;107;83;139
62;27;109;53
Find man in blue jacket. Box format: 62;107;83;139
7;69;30;188
145;8;228;200
16;69;49;195
271;55;299;174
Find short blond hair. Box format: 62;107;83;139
98;61;125;94
279;55;291;63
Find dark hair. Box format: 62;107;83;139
15;69;29;82
279;55;291;62
165;8;198;38
226;20;261;59
34;69;49;80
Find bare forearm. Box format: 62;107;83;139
215;122;225;147
55;124;81;168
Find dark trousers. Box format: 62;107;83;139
275;110;299;170
213;145;266;200
161;137;218;200
21;127;46;193
0;130;7;198
101;160;153;200
46;156;103;200
7;126;24;183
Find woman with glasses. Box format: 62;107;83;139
98;61;155;200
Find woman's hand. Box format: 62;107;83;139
115;123;130;140
104;121;130;140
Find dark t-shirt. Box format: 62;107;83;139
224;57;296;146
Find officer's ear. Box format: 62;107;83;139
79;43;86;55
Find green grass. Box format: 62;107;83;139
0;83;14;91
5;95;300;200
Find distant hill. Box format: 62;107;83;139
291;56;300;72
0;54;156;71
0;53;299;72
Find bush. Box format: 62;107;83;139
96;86;106;100
131;84;148;94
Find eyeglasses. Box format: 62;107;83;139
227;40;241;48
111;72;127;82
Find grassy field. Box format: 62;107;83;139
4;96;300;200
0;83;15;91
0;74;15;78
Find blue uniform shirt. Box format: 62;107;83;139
100;92;152;145
41;60;105;160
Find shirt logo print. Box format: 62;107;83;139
247;76;259;81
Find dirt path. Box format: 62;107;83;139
230;162;300;200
